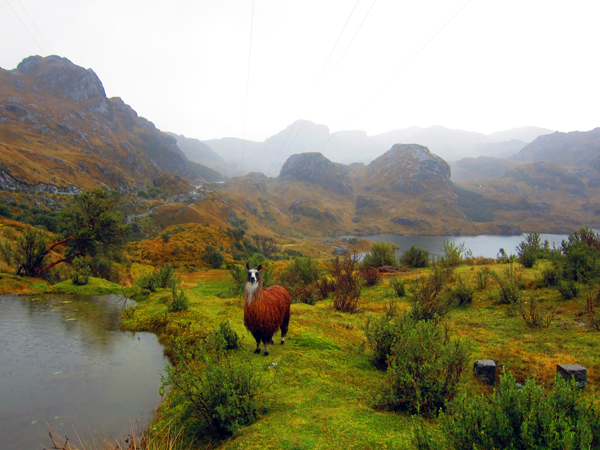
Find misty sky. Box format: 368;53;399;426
1;0;599;142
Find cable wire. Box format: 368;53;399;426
241;0;256;174
15;0;54;54
267;0;362;175
318;0;473;152
333;0;377;72
5;0;46;55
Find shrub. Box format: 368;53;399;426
475;266;492;290
519;294;556;328
0;240;14;266
70;257;90;286
490;266;523;305
448;275;474;307
374;319;469;418
388;277;406;298
0;205;13;218
586;290;600;331
365;300;409;370
516;231;544;268
359;266;380;286
14;227;49;277
251;234;279;258
278;257;322;304
557;279;579;300
216;320;240;350
203;245;225;269
440;240;466;267
400;246;430;268
560;227;600;282
89;256;121;283
160;333;264;437
432;371;600;449
169;283;190;312
330;254;362;313
541;264;561;287
361;241;398;269
409;265;454;321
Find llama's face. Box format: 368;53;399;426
246;263;263;284
247;268;260;284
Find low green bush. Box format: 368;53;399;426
388;277;406;298
409;265;454;321
557;279;579;300
361;241;398;269
415;371;600;449
448;276;474;307
160;333;264;437
374;319;469;418
203;245;225;269
400;246;430;268
169;283;190;312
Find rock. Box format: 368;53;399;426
557;364;587;389
473;360;496;385
333;245;348;255
279;152;353;195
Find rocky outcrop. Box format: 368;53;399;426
366;144;451;196
355;195;382;216
1;55;221;192
279;152;353;195
289;199;339;222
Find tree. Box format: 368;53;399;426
14;228;49;277
21;188;130;277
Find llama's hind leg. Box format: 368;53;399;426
252;333;261;354
263;338;270;356
280;310;291;345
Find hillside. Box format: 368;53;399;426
0;55;221;193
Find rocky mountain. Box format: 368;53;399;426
191;121;553;177
511;128;600;172
0;55;221;193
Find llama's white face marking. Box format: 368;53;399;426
245;268;260;302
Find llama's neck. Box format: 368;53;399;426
245;280;263;305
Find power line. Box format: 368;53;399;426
310;0;361;92
334;0;377;72
15;0;54;54
267;0;363;175
5;0;46;55
318;0;474;153
241;0;255;174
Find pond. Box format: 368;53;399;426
0;294;168;450
344;233;572;259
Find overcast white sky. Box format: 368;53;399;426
1;0;599;142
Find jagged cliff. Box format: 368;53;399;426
0;55;220;193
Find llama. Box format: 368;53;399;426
244;263;291;356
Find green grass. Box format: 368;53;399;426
90;263;600;447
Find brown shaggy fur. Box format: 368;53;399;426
244;266;291;356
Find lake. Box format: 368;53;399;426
344;233;572;259
0;294;168;450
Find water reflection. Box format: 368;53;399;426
0;294;167;450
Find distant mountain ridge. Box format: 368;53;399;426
189;120;553;177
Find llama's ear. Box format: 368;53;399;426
246;262;250;270
257;264;263;271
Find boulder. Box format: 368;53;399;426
557;364;587;389
474;360;496;385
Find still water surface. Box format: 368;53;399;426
350;233;572;258
0;294;168;450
